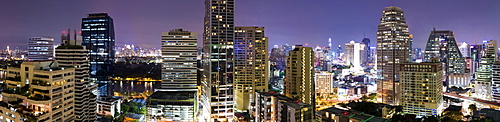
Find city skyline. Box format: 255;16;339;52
1;0;500;50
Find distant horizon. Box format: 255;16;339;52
1;0;499;50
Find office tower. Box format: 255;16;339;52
459;42;471;58
81;13;115;84
148;29;198;121
336;45;343;60
55;30;97;122
28;37;54;61
62;29;82;46
376;6;411;105
423;29;466;85
475;40;498;100
361;38;371;63
492;62;500;102
2;61;75;122
284;45;315;111
234;26;268;111
471;45;483;73
201;0;235;121
399;59;444;117
345;40;366;68
254;92;314;122
315;71;334;96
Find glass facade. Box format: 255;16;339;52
81;13;115;84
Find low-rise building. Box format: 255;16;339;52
317;107;390;122
1;61;76;122
254;92;314;122
97;96;122;118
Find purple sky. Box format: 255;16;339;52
1;0;499;50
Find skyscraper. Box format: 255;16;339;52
28;37;54;61
491;62;500;102
362;37;371;63
475;40;498;100
423;29;466;85
459;42;471;58
399;59;444;117
148;29;198;121
234;26;268;111
345;40;366;68
55;30;97;122
81;13;115;84
284;45;315;111
376;6;411;105
201;0;235;121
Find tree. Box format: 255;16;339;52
469;104;477;112
121;104;130;114
131;106;139;113
442;111;463;122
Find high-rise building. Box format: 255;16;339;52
2;61;76;122
491;62;500;102
81;13;115;84
28;37;54;61
234;26;268;111
361;38;371;63
470;45;483;73
61;29;82;46
459;42;471;58
148;29;198;121
376;6;411;105
399;59;444;117
345;40;366;68
55;30;97;122
423;29;466;86
201;0;235;121
284;45;315;111
475;40;498;100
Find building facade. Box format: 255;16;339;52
423;29;466;86
475;40;498;100
81;13;115;84
28;37;54;61
2;61;76;122
345;40;367;68
376;6;411;105
492;62;500;102
55;41;97;121
315;72;334;96
201;0;236;121
285;45;315;110
399;60;444;117
149;29;198;121
254;92;314;122
234;26;268;111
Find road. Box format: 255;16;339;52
443;92;500;107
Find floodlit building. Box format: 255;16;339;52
81;13;115;84
152;29;198;121
399;59;444;117
423;29;466;86
234;26;269;112
55;31;97;122
492;62;500;102
200;0;236;121
345;40;367;68
476;40;498;100
376;6;412;105
315;71;334;96
1;61;76;122
285;45;315;109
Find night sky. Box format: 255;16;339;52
1;0;500;50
